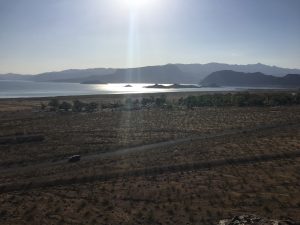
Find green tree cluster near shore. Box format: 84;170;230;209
44;92;300;112
180;92;300;108
124;92;300;109
47;99;98;112
122;95;169;110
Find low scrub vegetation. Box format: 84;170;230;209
45;99;98;112
42;92;300;113
180;92;300;108
125;92;300;109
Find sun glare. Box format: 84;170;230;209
124;0;151;9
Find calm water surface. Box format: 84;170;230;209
0;80;244;98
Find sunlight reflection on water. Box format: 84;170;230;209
0;80;239;98
92;83;169;94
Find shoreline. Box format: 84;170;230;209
0;88;298;102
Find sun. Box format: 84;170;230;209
124;0;151;9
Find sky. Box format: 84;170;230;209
0;0;300;74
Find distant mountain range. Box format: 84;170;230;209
0;68;115;83
201;70;300;87
0;73;33;81
32;68;116;82
81;65;197;84
1;63;300;86
176;63;300;79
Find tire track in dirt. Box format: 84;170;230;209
1;149;300;193
0;122;299;175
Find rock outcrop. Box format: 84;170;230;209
219;214;299;225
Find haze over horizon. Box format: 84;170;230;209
1;0;300;74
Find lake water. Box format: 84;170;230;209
0;80;249;99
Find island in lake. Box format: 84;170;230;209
145;84;201;89
124;84;133;87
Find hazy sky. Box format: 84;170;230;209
0;0;300;74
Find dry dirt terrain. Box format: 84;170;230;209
0;93;300;225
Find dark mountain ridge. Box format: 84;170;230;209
176;62;300;80
201;70;300;87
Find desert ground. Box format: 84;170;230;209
0;92;300;225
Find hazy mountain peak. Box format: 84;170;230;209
176;62;300;79
201;70;300;87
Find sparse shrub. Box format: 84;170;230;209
40;102;46;110
147;210;155;223
48;99;60;110
59;101;72;111
155;95;166;107
77;200;87;212
102;199;109;207
86;102;98;112
73;100;86;112
263;205;272;213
